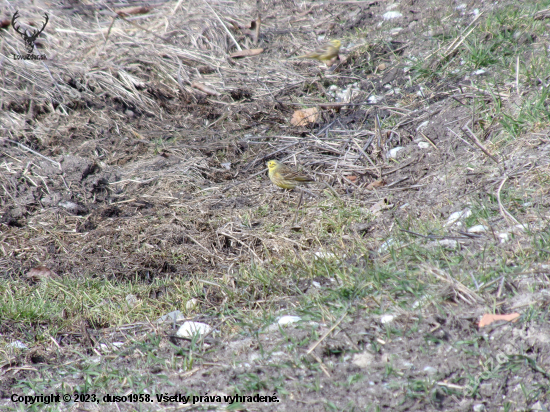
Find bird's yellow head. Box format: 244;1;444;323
266;160;280;171
330;40;341;48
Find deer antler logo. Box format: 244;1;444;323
12;10;49;54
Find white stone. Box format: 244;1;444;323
446;209;472;226
186;298;199;311
380;315;395;324
387;147;404;158
368;95;383;104
99;342;124;353
378;238;396;253
8;340;28;350
416;120;429;131
125;294;139;307
314;251;336;260
427;239;458;249
176;321;212;338
468;225;488;233
383;11;403;20
277;316;302;326
423;366;437;375
352;352;375;368
531;401;545;411
156;310;186;323
418;141;430;149
498;233;509;243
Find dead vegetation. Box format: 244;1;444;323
2;0;550;410
0;0;411;278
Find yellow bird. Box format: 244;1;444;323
295;40;341;64
267;160;314;190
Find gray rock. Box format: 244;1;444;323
156;310;185;323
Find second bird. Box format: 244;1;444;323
267;160;314;190
295;39;341;65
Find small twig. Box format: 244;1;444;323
470;273;480;290
172;0;185;15
292;190;304;227
306;310;347;355
374;114;384;160
496;276;506;298
352;139;378;173
447;127;474;148
382;158;416;176
202;0;242;51
462;125;499;163
218;231;261;261
516;55;520;96
478;275;503;291
287;102;373;108
310;352;331;377
186;234;219;259
400;229;472;240
2;138;61;170
221;168;267;193
443;12;483;58
317;181;342;200
103;16;117;46
496;176;520;225
385;176;409;188
419;131;438;149
191;81;220;96
254;0;261;45
400;229;431;239
437;382;464;390
103;4;169;43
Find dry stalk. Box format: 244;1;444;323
2;138;61;170
426;266;484;305
306;310;348;355
496;176;520;226
461;125;499;163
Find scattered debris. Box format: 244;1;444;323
24;266;59;282
478;313;520;328
290;107;320;126
230;48;264;58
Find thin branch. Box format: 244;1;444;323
461;125;499;163
496;176;520;225
2;138;61;170
201;0;242;51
